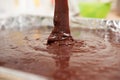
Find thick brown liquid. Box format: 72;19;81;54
47;0;73;44
0;28;120;80
0;0;120;80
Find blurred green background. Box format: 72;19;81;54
78;2;111;18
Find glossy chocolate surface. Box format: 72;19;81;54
0;28;120;80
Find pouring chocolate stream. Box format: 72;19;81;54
47;0;73;44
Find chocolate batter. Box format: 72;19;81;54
47;0;73;44
0;0;120;80
0;28;120;80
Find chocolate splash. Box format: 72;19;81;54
47;0;73;44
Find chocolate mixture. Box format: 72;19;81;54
0;0;120;80
0;28;120;80
47;0;73;44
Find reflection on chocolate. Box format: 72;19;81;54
47;42;74;68
47;44;72;80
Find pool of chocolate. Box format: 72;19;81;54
0;27;120;80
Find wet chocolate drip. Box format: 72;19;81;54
47;0;73;44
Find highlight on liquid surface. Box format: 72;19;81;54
0;27;120;80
